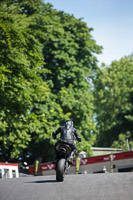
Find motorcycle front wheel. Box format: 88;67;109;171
56;158;66;182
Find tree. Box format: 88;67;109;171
0;0;103;163
112;132;133;151
32;6;102;156
0;0;49;161
94;56;133;148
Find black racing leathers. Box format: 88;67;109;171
52;126;81;145
52;126;81;163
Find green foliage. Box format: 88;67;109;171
0;0;102;163
0;0;49;161
3;0;133;163
94;56;133;147
112;132;133;151
30;5;102;158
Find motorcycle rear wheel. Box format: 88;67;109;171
56;158;66;182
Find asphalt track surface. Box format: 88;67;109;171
0;173;133;200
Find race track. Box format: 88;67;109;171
0;173;133;200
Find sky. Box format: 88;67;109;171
44;0;133;65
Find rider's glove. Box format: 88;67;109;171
77;137;81;142
52;132;56;139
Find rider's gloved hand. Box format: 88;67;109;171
52;132;56;139
77;136;81;142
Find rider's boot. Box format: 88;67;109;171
68;151;74;164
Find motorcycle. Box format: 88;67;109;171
55;139;75;182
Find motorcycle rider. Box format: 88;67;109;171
52;120;82;163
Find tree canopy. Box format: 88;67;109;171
0;0;102;163
94;56;133;150
0;0;50;161
1;0;133;164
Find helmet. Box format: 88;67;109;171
65;120;73;130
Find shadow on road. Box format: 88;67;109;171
26;180;57;184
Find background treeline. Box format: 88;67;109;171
0;0;133;164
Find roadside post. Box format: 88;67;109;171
75;157;81;174
75;151;86;174
110;153;114;173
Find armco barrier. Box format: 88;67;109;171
28;151;133;175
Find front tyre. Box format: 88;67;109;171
56;159;66;182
